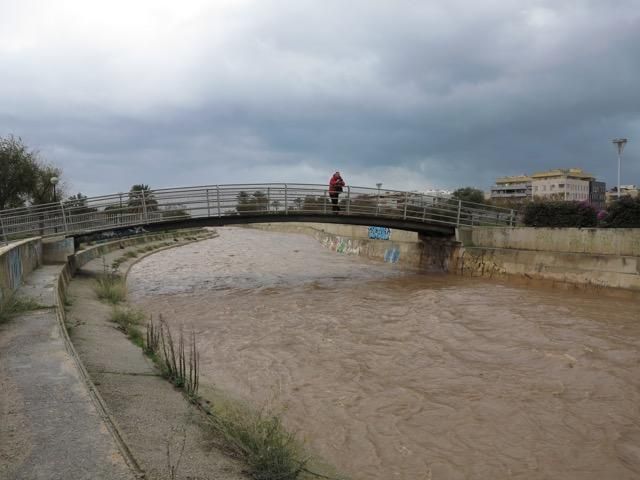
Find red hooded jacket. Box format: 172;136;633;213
329;173;345;193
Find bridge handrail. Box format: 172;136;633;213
0;183;516;242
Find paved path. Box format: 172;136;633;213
0;265;136;480
66;234;247;480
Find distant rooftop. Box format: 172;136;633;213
531;167;595;180
495;175;531;184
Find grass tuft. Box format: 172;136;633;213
110;308;146;347
208;402;308;480
95;274;127;304
0;296;45;324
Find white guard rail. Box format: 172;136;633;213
0;183;516;242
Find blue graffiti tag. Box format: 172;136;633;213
384;247;400;263
368;226;391;240
7;249;23;290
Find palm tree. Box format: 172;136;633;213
127;184;158;213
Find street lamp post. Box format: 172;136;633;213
50;176;59;202
118;192;123;224
50;176;59;234
612;138;628;200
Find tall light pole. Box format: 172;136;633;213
612;138;628;199
50;176;59;202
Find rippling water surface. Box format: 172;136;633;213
128;227;640;480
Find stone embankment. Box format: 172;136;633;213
251;223;640;295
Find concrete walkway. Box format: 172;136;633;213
66;235;247;480
0;265;136;480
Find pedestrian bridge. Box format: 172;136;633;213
0;183;515;242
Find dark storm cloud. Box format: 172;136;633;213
0;0;638;195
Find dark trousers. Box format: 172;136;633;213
329;192;340;212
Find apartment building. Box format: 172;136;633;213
589;181;606;209
531;168;594;201
605;185;639;203
490;175;532;201
490;168;605;206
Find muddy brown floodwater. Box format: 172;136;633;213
128;227;640;480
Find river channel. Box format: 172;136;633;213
128;227;640;480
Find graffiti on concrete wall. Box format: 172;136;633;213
321;235;361;256
368;226;391;240
384;247;400;263
7;249;23;290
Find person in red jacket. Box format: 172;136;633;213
328;171;345;212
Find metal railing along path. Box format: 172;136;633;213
0;183;516;242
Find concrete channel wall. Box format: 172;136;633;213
455;227;640;294
55;228;208;330
253;223;640;295
0;229;205;306
461;227;640;256
250;223;458;271
0;238;43;303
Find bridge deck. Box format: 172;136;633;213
0;183;515;243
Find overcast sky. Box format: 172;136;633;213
1;0;639;196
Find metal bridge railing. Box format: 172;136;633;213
0;183;516;243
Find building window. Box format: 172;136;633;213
558;184;565;188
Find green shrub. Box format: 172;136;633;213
523;201;597;227
601;196;640;228
208;403;307;480
95;275;127;304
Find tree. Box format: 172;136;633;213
452;187;486;204
161;204;190;220
64;193;97;215
601;196;640;228
236;191;268;213
252;191;269;211
523;201;597;227
128;184;158;213
0;135;39;209
302;195;325;212
0;135;68;208
30;163;65;205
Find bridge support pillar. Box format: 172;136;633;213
42;237;75;264
417;232;460;272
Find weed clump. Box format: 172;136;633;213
0;296;44;324
208;403;308;480
110;308;146;347
95;274;127;304
146;315;199;398
146;314;312;480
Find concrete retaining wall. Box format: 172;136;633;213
69;229;205;273
0;238;43;303
463;227;640;256
455;227;640;295
250;223;456;270
253;222;640;295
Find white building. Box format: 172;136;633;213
531;168;594;201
